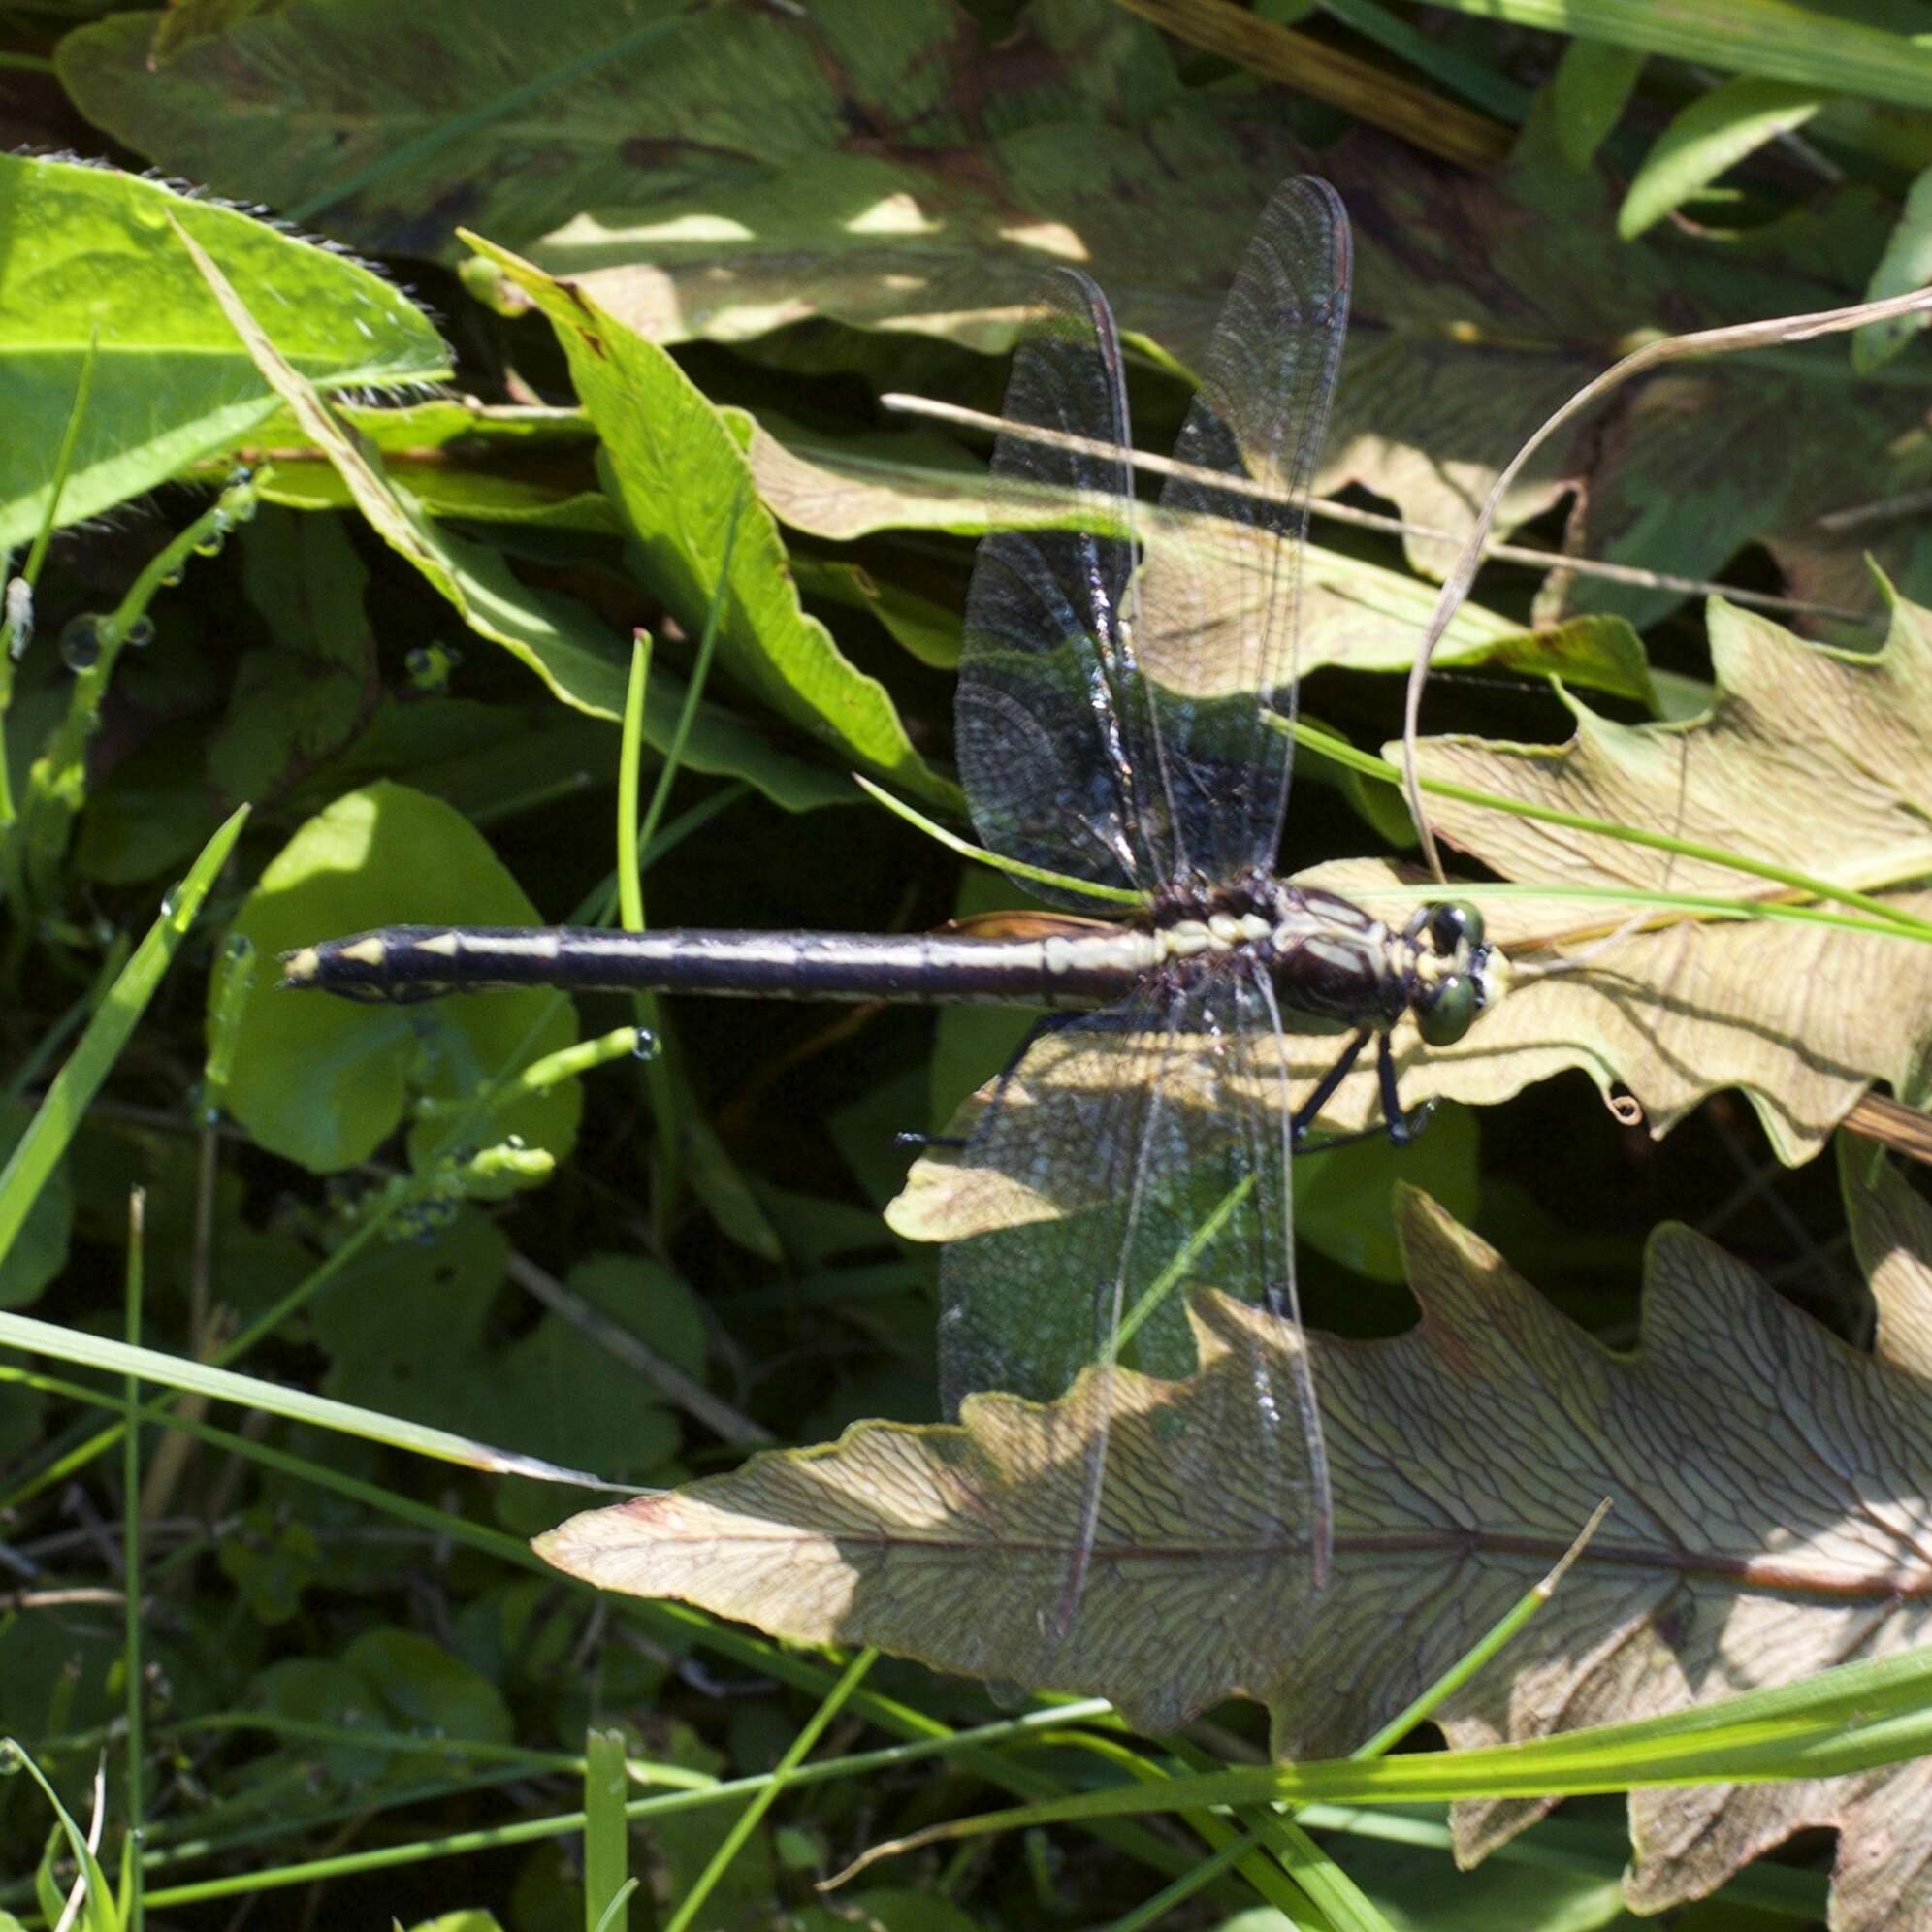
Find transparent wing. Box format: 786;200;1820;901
1137;176;1352;885
936;971;1326;1644
955;270;1175;904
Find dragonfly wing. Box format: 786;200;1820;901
1138;176;1352;884
937;973;1324;1649
956;270;1175;904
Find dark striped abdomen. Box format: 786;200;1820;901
281;924;1164;1008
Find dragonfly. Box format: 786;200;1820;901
285;177;1506;1630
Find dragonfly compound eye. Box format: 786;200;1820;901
1416;971;1477;1046
1427;899;1484;957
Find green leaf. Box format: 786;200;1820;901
316;1218;694;1504
463;232;959;812
1546;39;1646;171
1294;1104;1479;1284
1617;77;1826;241
539;1164;1932;1928
220;783;584;1172
0;153;447;551
342;1626;515;1776
173;211;856;812
1853;165;1932;373
209;509;374;806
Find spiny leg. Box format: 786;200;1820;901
1377;1027;1436;1147
1288;1027;1369;1151
1289;1027;1435;1157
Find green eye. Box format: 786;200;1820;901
1427;900;1484;956
1417;972;1477;1046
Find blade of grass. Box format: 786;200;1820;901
0;1306;631;1491
584;1727;632;1932
665;1648;879;1932
121;1189;147;1932
827;1639;1932;1884
619;486;748;1240
1110;0;1511;164
0;808;246;1266
852;773;1146;907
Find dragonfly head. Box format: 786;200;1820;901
1409;899;1507;1046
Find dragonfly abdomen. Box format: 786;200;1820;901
281;923;1166;1008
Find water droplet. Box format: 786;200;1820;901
403;644;455;694
161;567;184;588
58;616;101;672
158;885;182;918
631;1027;659;1060
227;465;255;489
504;1133;526;1150
125;614;156;649
5;578;33;660
225;933;255;961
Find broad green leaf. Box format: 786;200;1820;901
319;1233;699;1511
1853;165;1932;373
465;233;957;811
209;508;374;806
173;215;854;812
220;783;583;1172
539;1164;1932;1930
0;153;446;551
341;1627;514;1781
1617;77;1827;241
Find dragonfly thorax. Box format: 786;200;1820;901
1149;875;1503;1046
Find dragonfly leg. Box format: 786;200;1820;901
1378;1029;1436;1147
895;1010;1090;1151
1291;1027;1437;1155
1288;1027;1369;1149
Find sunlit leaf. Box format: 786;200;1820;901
0;153;448;551
175;215;853;812
539;1161;1932;1929
463;233;959;811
